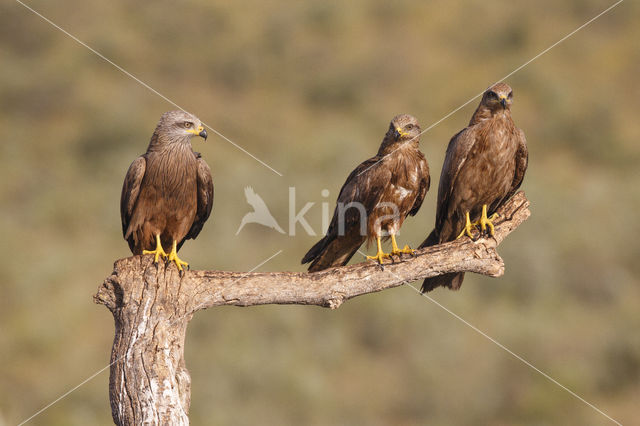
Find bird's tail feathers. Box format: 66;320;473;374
421;272;464;293
301;235;331;265
303;235;363;273
306;242;360;273
419;229;439;249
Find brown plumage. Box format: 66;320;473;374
302;114;430;272
420;82;528;292
121;111;214;270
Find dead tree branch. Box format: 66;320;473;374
94;191;530;425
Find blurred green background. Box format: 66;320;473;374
1;0;639;424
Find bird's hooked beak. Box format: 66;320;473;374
499;95;507;109
198;126;208;140
394;127;408;140
186;125;208;140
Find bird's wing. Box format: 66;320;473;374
434;127;478;232
184;153;214;242
302;157;390;267
120;155;146;239
408;153;431;217
503;128;528;203
330;157;391;236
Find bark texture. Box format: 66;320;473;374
95;192;530;425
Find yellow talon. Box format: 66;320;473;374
479;204;498;236
143;234;168;263
390;234;414;256
366;236;391;265
167;240;189;272
456;211;476;239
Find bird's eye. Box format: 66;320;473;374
184;121;192;128
508;91;513;99
487;91;497;99
406;124;414;130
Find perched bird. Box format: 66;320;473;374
302;114;430;272
121;110;214;271
236;186;285;235
420;82;528;292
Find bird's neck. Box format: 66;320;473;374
377;138;419;157
146;132;192;154
469;106;511;126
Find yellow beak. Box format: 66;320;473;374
395;127;409;139
187;125;208;140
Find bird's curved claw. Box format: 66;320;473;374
167;240;189;272
391;244;415;257
168;252;188;272
456;211;477;240
366;250;392;265
390;235;415;257
478;205;498;237
366;236;391;268
143;234;168;263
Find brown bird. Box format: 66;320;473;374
302;114;430;272
420;82;528;292
121;111;214;271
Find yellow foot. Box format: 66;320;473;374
391;245;415;256
366;236;391;265
366;250;391;264
167;240;189;272
478;204;498;237
390;234;415;256
143;234;168;263
456;211;476;240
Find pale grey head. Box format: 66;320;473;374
153;110;208;145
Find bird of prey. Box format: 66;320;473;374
121;110;214;271
236;186;285;235
420;82;528;292
302;114;430;272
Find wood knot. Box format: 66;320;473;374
94;274;123;312
326;292;346;309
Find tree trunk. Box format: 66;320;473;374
100;263;192;425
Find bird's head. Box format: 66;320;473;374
481;83;513;111
156;110;208;144
387;114;421;143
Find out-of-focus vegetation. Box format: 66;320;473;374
1;0;639;424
